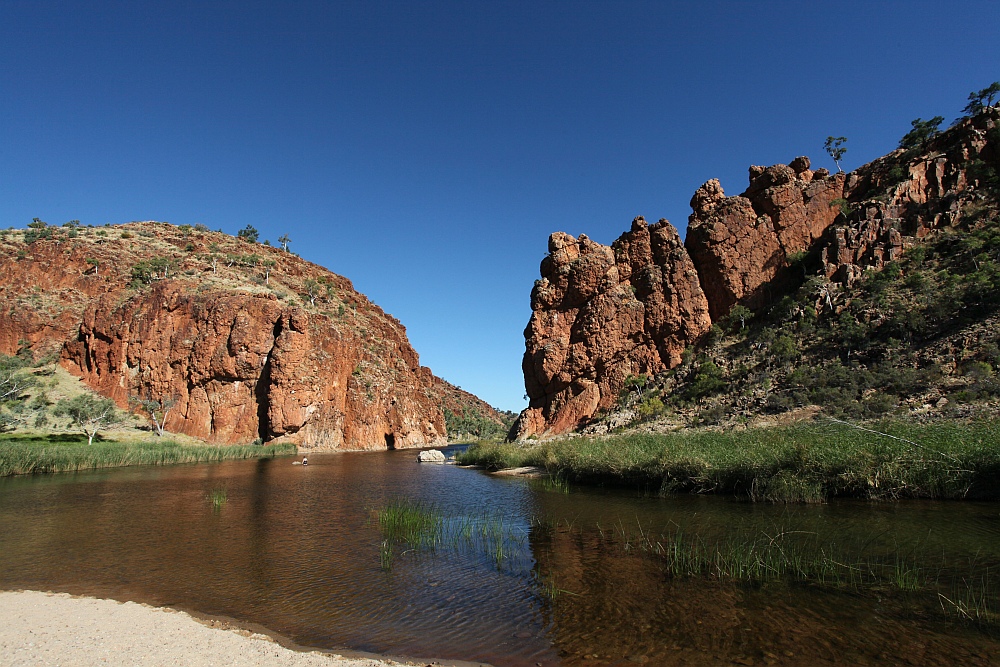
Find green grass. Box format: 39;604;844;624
0;436;297;476
456;420;1000;501
545;517;1000;626
208;486;228;510
373;498;527;570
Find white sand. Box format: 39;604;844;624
0;590;454;667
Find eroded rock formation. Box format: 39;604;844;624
685;157;846;320
516;110;999;437
512;217;711;438
0;223;456;450
822;110;999;283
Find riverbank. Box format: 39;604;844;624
457;419;1000;501
0;590;474;667
0;435;297;476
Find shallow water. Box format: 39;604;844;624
1;446;998;666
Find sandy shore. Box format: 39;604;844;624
0;590;472;667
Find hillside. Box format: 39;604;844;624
0;222;495;450
514;105;1000;438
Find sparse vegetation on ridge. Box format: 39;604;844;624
583;101;1000;434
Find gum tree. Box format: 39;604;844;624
824;136;848;172
56;394;121;445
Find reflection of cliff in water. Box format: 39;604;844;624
527;491;999;667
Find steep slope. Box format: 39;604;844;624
0;222;464;450
516;108;1000;438
420;371;515;440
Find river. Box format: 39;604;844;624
1;446;998;666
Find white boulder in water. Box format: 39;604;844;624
417;449;447;463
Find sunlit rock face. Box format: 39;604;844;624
514;110;1000;439
0;222;452;450
512;217;711;439
685;157;846;321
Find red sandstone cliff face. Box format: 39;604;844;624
515;111;999;438
685;157;846;320
512;217;712;439
0;223;453;450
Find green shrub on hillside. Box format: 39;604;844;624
444;407;508;440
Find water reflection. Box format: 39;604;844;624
527;491;1000;666
1;449;998;666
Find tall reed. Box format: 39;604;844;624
208;486;228;510
580;518;1000;625
373;498;528;570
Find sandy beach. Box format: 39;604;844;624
0;590;472;667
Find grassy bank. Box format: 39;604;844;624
456;420;1000;501
0;435;297;476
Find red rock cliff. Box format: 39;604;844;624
685;157;846;320
515;110;999;437
0;222;453;450
512;217;712;439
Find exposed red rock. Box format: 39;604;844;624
0;222;463;451
685;158;846;320
512;217;712;439
822;110;1000;283
515;110;1000;438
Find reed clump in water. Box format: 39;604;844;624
554;517;1000;626
457;420;1000;501
0;436;297;476
373;498;527;570
208;486;228;510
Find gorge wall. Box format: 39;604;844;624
514;110;999;438
0;223;455;450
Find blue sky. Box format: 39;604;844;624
1;1;997;412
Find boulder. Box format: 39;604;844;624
417;449;447;463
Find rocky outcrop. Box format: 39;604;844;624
512;217;711;439
420;369;510;427
516;111;1000;437
0;222;461;451
685;157;846;320
820;202;905;284
822;110;1000;283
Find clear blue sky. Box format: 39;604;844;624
2;1;997;412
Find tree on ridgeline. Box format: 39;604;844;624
899;116;944;151
964;82;1000;116
278;234;291;252
237;225;259;243
824;136;848;172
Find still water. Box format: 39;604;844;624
1;446;998;666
